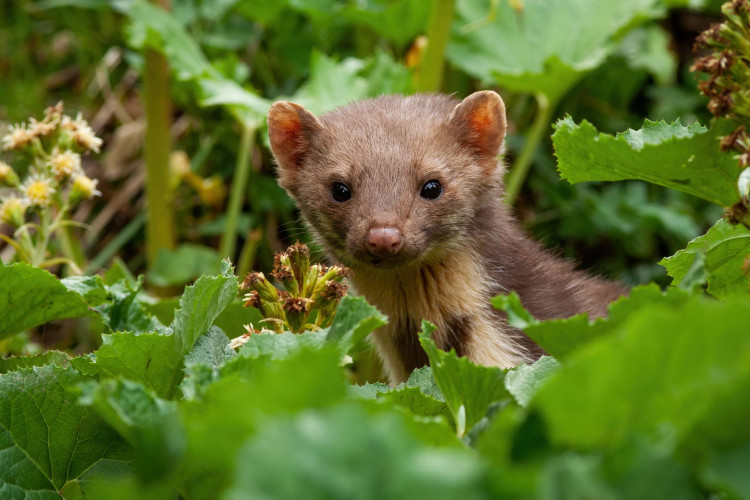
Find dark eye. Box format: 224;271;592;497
420;179;443;200
331;182;351;202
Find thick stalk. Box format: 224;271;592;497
504;93;553;206
143;46;175;267
417;0;456;92
219;124;255;261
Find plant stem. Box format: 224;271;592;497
504;93;554;206
142;0;175;269
219;124;255;261
143;46;175;267
417;0;456;92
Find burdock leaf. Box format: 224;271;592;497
447;0;663;101
0;365;132;497
552;117;740;206
661;219;750;299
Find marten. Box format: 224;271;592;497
267;91;626;384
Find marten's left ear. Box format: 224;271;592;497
449;91;506;163
268;101;323;194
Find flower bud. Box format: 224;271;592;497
286;242;310;290
69;175;101;205
242;272;279;303
0;161;19;187
0;196;28;228
271;253;298;295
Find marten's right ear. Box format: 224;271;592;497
448;91;507;171
268;101;323;189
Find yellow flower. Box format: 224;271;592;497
2;123;34;151
0;196;28;228
69;175;101;205
0;161;19;187
22;175;56;208
49;149;81;179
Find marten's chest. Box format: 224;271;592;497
351;252;529;383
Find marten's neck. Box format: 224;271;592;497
350;247;531;383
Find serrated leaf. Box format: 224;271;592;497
419;322;510;435
0;263;96;340
447;0;662;101
523;284;690;360
0;350;69;373
380;386;449;418
661;218;750;299
73;266;238;400
0;366;132;497
491;292;538;330
534;296;750;449
223;403;486;500
95;277;163;334
552;117;740;206
505;356;560;408
60;275;108;306
326;295;388;353
237;331;328;360
181;326;236;399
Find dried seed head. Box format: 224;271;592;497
720;125;747;151
282;296;312;314
321;280;347;301
724;199;750;224
693;23;725;52
707;88;734;117
271;253;294;282
243;290;261;309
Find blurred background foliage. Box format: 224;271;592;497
0;0;729;347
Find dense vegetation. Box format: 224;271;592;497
1;0;749;498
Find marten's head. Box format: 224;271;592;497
267;91;507;270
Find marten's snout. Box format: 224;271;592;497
365;227;404;258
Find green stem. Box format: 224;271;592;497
219;124;255;261
417;0;456;92
504;93;554;206
143;44;175;268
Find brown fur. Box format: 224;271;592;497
268;92;626;384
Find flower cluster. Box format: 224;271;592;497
692;0;750;224
237;243;350;338
0;103;103;270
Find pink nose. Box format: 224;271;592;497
365;227;404;258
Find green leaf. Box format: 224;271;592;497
447;0;662;101
78;378;182;484
505;356;560;408
0;350;69;373
96;277;163;334
290;50;412;115
237;330;328;360
343;0;430;46
419;322;510;435
552;117;741;206
179;348;345;499
533;296;750;449
703;443;750;500
0;366;132;497
60;275;108;306
223;403;487;500
524;284;691;360
147;244;222;287
491;292;539;330
73;265;238;399
181;326;236;399
0;263;96;340
326;295;388;353
661;218;750;299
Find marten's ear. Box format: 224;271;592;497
268;101;323;189
448;91;506;163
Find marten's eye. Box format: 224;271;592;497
331;182;352;202
420;179;443;200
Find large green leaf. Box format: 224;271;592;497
223;403;487;500
0;263;97;340
419;322;510;436
519;284;690;360
552;117;741;206
661;218;750;299
0;366;132;498
533;296;750;449
504;356;560;408
446;0;662;101
72;265;238;399
0;351;69;374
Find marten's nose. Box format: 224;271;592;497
365;227;404;258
